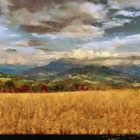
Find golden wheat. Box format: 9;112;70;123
0;89;140;134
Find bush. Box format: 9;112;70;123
18;84;30;93
40;83;48;93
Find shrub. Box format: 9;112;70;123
18;84;30;93
40;84;48;93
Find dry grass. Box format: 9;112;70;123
0;89;140;134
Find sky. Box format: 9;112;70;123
0;0;140;66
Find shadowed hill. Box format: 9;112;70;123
22;58;140;83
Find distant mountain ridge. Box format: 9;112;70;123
22;58;140;83
112;64;140;78
22;59;82;76
0;58;139;91
0;64;33;75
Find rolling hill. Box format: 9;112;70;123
22;58;140;87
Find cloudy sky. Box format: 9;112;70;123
0;0;140;65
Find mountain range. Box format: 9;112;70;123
21;57;140;86
0;57;139;90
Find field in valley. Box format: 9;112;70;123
0;89;140;134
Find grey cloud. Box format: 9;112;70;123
0;0;108;34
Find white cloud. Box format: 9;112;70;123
0;0;12;14
70;49;95;59
103;18;132;29
49;2;79;20
0;0;139;66
79;2;108;20
69;48;112;59
108;0;140;9
2;1;108;33
80;34;140;54
115;10;140;18
0;47;70;65
11;40;29;47
62;24;104;38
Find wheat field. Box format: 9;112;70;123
0;89;140;134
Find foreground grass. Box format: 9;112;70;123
0;89;140;134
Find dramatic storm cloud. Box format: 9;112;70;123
0;0;140;65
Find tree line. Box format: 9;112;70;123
0;78;137;93
0;79;91;93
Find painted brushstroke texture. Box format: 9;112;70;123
0;0;139;92
0;0;139;65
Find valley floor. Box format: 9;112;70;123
0;89;140;134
